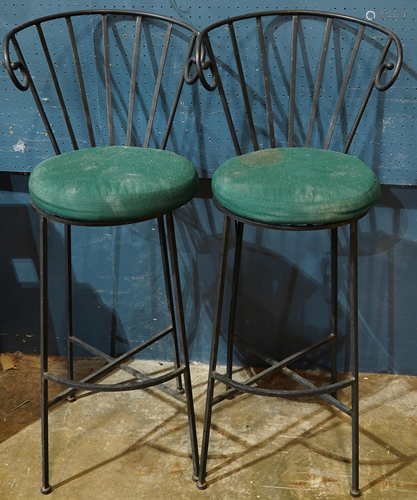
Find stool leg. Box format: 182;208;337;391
331;227;338;398
198;216;231;489
349;221;361;498
165;212;199;479
40;216;52;495
226;221;244;386
65;224;76;403
158;216;183;393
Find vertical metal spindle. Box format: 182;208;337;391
343;37;392;153
144;23;173;148
288;15;299;147
324;25;365;150
204;33;242;156
40;216;52;495
66;17;96;147
11;34;61;155
36;24;78;151
349;220;360;498
305;18;333;148
102;14;114;146
257;17;275;148
228;21;259;151
161;33;197;150
126;16;142;147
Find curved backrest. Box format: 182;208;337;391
194;10;402;156
4;10;198;155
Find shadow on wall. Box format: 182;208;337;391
1;175;417;374
0;177;39;352
175;181;417;374
357;186;417;374
0;172;128;359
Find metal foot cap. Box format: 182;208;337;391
197;481;207;490
41;486;52;495
350;488;361;498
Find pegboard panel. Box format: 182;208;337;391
195;13;402;169
1;1;415;185
5;12;196;151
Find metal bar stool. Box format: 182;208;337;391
193;10;403;497
4;9;200;494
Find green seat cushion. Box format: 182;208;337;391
212;148;381;225
29;146;199;222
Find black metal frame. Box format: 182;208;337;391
198;210;360;494
38;209;199;494
4;10;199;495
4;9;199;152
191;10;402;154
192;10;403;498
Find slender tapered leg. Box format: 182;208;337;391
226;221;244;386
158;216;183;392
40;216;52;495
331;227;338;398
65;224;76;403
198;215;231;489
165;212;199;479
349;221;361;498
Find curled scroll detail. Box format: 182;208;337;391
4;36;30;92
375;61;396;92
195;37;218;92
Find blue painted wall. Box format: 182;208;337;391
1;1;417;374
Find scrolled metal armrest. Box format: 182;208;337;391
184;55;199;85
375;61;396;91
374;33;403;92
3;37;30;91
195;37;218;92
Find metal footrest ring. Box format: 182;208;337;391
44;365;186;393
213;371;354;398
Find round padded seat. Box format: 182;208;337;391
212;148;381;225
29;146;199;223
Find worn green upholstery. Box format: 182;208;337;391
29;146;199;222
212;148;381;225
